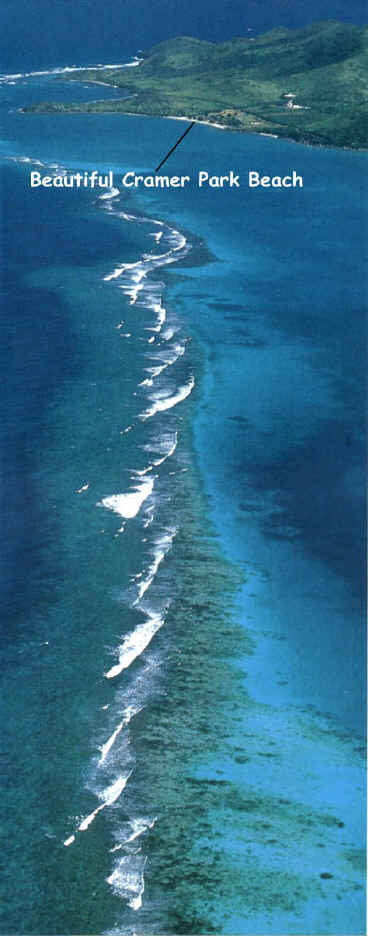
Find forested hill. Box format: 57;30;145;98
26;21;368;149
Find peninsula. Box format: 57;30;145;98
24;21;368;149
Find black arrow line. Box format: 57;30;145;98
155;121;195;172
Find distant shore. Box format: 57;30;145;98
22;102;366;152
22;24;368;151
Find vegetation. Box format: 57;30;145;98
25;21;368;148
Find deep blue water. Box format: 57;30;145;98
0;0;366;71
0;29;366;936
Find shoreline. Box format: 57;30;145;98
129;111;368;152
11;20;368;155
21;92;367;153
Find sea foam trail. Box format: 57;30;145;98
151;433;178;466
98;705;142;766
107;854;147;910
110;817;156;852
133;528;176;604
144;301;166;333
104;610;166;679
103;224;188;306
7;155;47;167
0;59;142;82
166;228;187;251
63;773;132;845
78;774;131;832
133;432;178;475
139;344;186;387
104;260;144;284
139;377;195;420
99;187;120;201
99;478;154;526
98;722;124;766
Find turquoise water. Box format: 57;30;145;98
0;67;366;935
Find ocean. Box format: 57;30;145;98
0;22;366;936
1;0;367;72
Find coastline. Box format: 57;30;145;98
115;111;368;151
21;99;367;151
10;19;368;154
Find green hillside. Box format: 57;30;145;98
25;22;368;149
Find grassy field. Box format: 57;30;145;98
25;22;368;149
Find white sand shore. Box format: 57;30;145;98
165;115;228;130
114;111;231;130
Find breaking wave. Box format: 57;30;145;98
0;58;142;84
61;187;194;919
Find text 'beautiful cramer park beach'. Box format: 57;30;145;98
0;4;366;935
